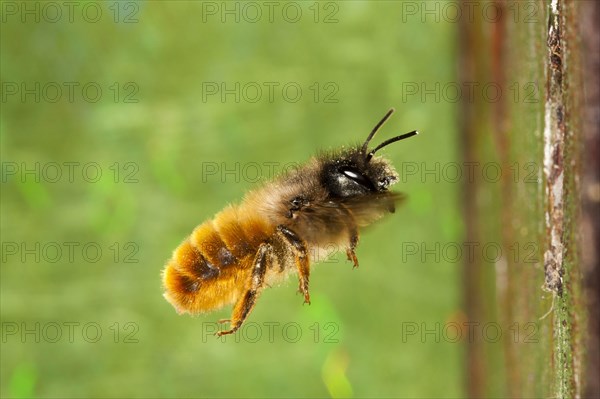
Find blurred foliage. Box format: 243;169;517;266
1;1;461;398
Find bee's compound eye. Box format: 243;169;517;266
341;168;360;180
338;166;373;189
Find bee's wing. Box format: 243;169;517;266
287;192;405;245
338;192;406;227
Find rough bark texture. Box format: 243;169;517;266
459;1;594;397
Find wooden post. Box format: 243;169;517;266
459;1;593;397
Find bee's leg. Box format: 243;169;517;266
346;230;360;269
216;243;271;337
276;225;311;305
339;205;359;268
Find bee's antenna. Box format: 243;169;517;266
365;130;418;162
361;108;395;156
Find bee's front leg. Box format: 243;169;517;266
276;225;311;305
346;231;360;269
216;243;271;337
339;204;359;268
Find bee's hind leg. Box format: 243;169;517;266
216;243;271;337
276;225;311;305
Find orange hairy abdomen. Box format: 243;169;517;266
162;204;274;314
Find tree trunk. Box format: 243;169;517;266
458;1;597;397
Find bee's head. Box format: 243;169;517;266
320;109;417;198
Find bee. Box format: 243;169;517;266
162;109;418;336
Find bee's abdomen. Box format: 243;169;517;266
162;205;273;314
162;234;232;315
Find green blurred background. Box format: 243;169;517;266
1;1;461;397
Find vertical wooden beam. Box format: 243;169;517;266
458;4;486;397
459;0;587;397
